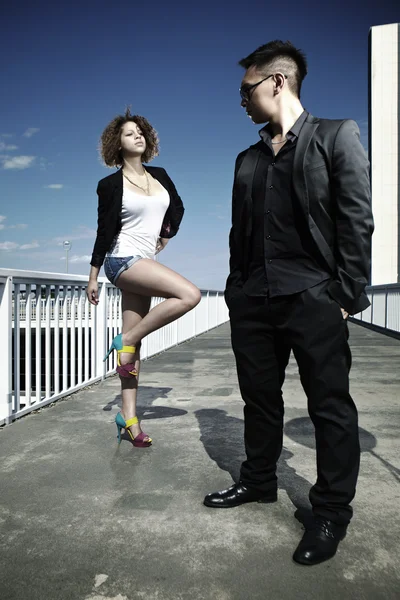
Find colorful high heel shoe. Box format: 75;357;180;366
104;333;138;377
115;413;152;447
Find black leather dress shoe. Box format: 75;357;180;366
293;517;347;565
203;482;277;508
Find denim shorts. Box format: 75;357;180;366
104;255;143;285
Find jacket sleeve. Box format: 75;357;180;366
327;120;374;314
90;180;110;268
160;169;184;238
225;154;245;292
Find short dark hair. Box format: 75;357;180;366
239;40;308;98
100;107;159;167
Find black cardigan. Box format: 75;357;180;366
90;166;184;267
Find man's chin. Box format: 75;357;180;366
248;113;267;125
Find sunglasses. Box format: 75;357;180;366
240;73;288;102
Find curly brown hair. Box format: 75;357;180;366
99;108;159;167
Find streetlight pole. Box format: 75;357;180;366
63;240;71;273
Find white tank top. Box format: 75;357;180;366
108;186;170;258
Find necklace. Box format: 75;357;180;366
122;170;150;195
271;137;287;144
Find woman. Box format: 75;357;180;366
87;108;201;448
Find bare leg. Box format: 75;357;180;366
117;259;201;365
119;291;151;443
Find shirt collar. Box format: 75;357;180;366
259;110;308;144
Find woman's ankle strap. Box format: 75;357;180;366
125;416;139;428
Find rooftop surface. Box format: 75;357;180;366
0;322;399;600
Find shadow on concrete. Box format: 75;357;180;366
102;385;173;411
285;416;400;483
195;408;312;513
102;384;188;421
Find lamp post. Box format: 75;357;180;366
63;240;71;273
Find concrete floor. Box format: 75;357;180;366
0;322;399;600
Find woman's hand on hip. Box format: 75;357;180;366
155;237;169;254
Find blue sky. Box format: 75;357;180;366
0;0;398;289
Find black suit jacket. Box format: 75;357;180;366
90;166;184;267
226;113;374;315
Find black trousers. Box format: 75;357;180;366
229;279;359;526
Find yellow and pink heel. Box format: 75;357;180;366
115;413;152;448
104;333;138;377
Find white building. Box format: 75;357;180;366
369;23;400;284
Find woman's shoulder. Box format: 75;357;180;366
147;165;175;187
97;169;121;190
146;165;167;177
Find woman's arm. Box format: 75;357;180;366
87;180;110;305
90;180;111;268
160;168;184;238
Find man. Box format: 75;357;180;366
204;40;373;566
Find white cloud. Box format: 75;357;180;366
52;226;96;245
0;216;28;230
20;242;40;250
39;157;52;171
208;211;227;220
0;142;18;151
1;133;13;138
159;247;229;290
0;241;19;251
44;184;63;189
60;254;91;263
23;128;40;138
1;155;36;170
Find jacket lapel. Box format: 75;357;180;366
235;146;260;237
292;118;319;215
293;117;336;273
109;169;123;208
111;168;123;190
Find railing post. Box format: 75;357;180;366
206;291;210;332
193;297;196;337
371;288;374;325
0;276;13;424
96;282;107;380
384;286;388;329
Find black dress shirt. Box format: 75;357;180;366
243;110;331;297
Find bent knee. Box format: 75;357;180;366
182;286;201;310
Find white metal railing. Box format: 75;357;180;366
13;297;92;321
352;283;400;334
0;268;229;425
